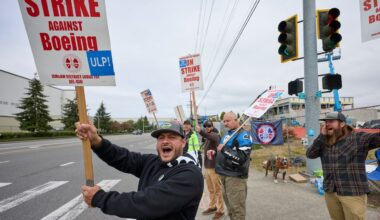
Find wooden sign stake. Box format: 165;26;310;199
75;86;94;187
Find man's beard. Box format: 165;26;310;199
326;127;344;146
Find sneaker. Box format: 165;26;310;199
212;212;224;220
202;207;217;215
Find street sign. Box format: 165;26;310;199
359;0;380;42
179;54;204;92
18;0;115;86
141;89;157;113
244;89;284;118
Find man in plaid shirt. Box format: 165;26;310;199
306;112;380;220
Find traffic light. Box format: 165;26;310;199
322;74;342;90
317;8;342;52
288;79;303;96
278;15;298;63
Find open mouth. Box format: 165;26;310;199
162;146;173;155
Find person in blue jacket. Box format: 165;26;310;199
207;112;253;220
75;121;203;220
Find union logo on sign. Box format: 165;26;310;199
63;54;82;73
256;124;276;144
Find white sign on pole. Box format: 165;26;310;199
18;0;115;86
141;89;157;113
244;89;284;118
179;54;204;93
174;105;186;123
359;0;380;42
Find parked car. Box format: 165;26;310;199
361;120;380;129
132;130;143;135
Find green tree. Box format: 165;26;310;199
93;102;112;132
110;120;122;133
15;78;52;132
121;120;135;132
220;112;226;121
61;98;79;130
134;116;150;132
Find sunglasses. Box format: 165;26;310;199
204;125;213;128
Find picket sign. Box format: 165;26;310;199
18;0;116;186
220;89;284;148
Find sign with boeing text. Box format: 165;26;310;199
179;54;204;93
141;89;157;113
359;0;380;42
244;89;284;118
18;0;115;86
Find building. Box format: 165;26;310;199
264;96;379;126
113;117;176;125
0;70;75;131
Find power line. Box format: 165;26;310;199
200;0;215;55
194;0;204;53
197;0;208;53
204;0;240;83
198;0;261;106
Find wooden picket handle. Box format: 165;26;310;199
152;112;160;128
75;86;94;187
191;89;199;127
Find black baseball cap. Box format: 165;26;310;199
320;112;346;122
203;120;213;127
151;122;185;138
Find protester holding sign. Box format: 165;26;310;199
306;112;380;220
207;112;253;220
75;122;203;219
196;120;224;220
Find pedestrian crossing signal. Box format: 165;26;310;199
322;74;342;90
288;79;303;96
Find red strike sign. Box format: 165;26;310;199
363;0;380;23
19;0;115;86
23;0;101;52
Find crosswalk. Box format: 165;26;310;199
0;179;121;219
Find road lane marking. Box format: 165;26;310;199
0;160;9;164
0;141;78;152
29;146;41;149
0;183;11;188
0;181;68;213
41;179;121;220
59;162;75;167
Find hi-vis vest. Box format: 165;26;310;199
187;132;200;152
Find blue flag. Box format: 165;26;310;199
251;119;284;145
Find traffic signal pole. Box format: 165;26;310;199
327;53;342;112
303;0;322;174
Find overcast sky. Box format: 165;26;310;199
1;0;379;119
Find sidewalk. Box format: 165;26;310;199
196;168;380;220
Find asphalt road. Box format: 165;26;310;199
1;135;379;220
0;134;156;220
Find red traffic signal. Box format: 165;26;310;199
317;8;342;52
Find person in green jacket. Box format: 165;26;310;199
183;119;202;167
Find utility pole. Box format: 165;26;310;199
303;0;322;174
189;93;193;120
